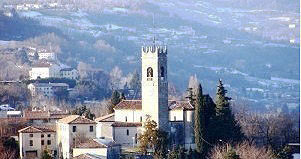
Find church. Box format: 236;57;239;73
96;44;195;149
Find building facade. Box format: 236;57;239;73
56;115;97;159
29;63;61;80
60;68;79;80
19;126;56;159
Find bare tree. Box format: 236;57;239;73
209;141;274;159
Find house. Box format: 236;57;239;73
73;138;121;159
38;51;57;61
27;83;69;97
60;68;79;80
56;115;97;159
29;63;61;80
19;126;56;159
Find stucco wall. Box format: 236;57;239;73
113;127;140;147
96;122;114;139
114;109;143;122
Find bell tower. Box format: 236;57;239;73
141;44;169;131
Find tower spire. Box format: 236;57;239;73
152;13;156;46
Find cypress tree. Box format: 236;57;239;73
194;83;207;158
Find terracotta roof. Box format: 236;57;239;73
114;100;142;110
18;126;55;133
111;122;142;127
24;110;50;119
76;139;107;148
168;100;194;110
114;100;194;111
23;110;70;120
95;113;114;122
58;115;96;124
73;154;105;159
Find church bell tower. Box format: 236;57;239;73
141;44;169;131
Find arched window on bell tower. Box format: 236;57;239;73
160;66;164;78
147;67;153;81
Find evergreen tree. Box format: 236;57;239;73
214;79;243;143
194;83;207;158
154;130;169;159
71;105;95;120
111;90;121;106
107;90;121;113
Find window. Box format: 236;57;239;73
29;134;33;137
41;140;44;145
89;126;93;132
41;134;44;138
140;116;142;122
29;140;33;146
126;129;129;136
47;134;51;137
47;140;51;145
147;67;153;77
125;116;128;122
174;116;176;121
72;126;76;132
160;66;165;77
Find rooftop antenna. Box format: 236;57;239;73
152;13;156;46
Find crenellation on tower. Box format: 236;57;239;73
141;45;168;55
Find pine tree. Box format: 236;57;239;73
154;130;169;159
214;79;243;143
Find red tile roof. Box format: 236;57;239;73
114;100;194;110
114;100;142;110
76;139;107;148
168;100;194;110
58;115;96;124
111;122;142;127
23;110;70;120
18;126;55;133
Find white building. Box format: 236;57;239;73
19;126;56;159
27;83;69;97
38;52;57;61
60;68;79;80
56;115;97;159
96;44;196;149
29;63;61;80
